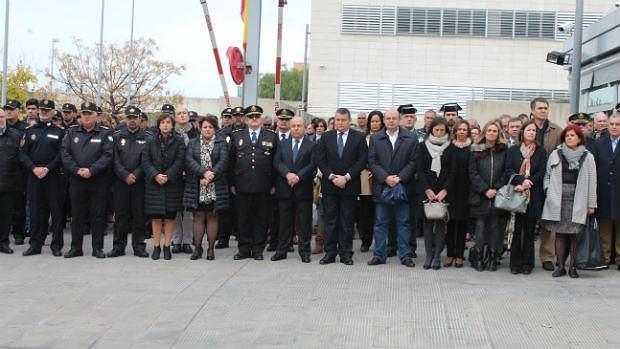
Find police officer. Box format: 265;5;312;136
61;102;113;258
188;110;198;130
140;112;149;130
0;108;22;254
215;106;245;249
20;99;67;256
61;103;79;128
107;106;150;258
440;102;463;133
3;99;27;245
229;105;278;260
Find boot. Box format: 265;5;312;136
190;247;203;260
312;230;324;254
163;246;172;260
152;246;161;260
475;247;486;272
489;250;498;272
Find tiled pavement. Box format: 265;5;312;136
1;232;619;348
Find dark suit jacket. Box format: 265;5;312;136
368;127;418;200
229;128;278;193
274;135;316;200
591;134;620;220
316;128;368;196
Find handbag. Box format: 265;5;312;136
494;174;527;214
423;200;449;221
575;216;606;270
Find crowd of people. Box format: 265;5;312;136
0;96;618;278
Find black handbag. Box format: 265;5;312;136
575;216;606;270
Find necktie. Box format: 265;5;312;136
292;139;300;162
281;133;286;141
251;131;257;144
337;132;344;158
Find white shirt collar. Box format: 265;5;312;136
249;127;261;139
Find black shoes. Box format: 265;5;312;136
234;253;250;260
367;257;385;266
206;249;215;260
401;258;415;268
215;240;229;249
0;244;13;254
64;248;83;258
152;246;161;260
552;268;566;277
190;247;203;260
542;261;554;271
52;249;62;257
92;249;106;258
22;247;42;256
106;248;126;258
360;244;370;253
254;254;264;261
14;239;25;246
301;256;311;263
163;246;172;260
271;254;286;261
134;249;149;258
341;257;354;265
320;256;336;265
568;268;579;278
182;244;193;254
171;244;182;253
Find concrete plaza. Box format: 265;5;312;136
1;232;619;349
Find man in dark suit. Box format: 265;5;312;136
316;108;368;265
229;105;278;260
367;109;418;267
271;116;316;263
591;111;620;269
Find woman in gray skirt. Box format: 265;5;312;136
541;124;597;278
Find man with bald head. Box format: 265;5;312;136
271;116;317;262
367;109;418;267
356;112;368;133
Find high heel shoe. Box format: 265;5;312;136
151;246;161;260
443;257;454;267
190;247;203;260
163;245;172;260
206;249;215;260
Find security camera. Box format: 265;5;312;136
557;21;575;33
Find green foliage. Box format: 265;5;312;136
0;64;38;102
258;69;305;101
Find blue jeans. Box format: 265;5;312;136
373;201;413;262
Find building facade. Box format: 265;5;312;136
307;0;616;118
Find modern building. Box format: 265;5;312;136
565;8;620;114
307;0;617;118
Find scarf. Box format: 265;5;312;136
519;143;536;177
559;143;586;170
452;138;471;149
425;134;450;176
199;138;217;204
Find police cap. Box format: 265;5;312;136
4;99;22;110
439;103;463;113
125;105;142;117
61;103;77;113
221;107;234;118
161;103;175;114
397;104;417;115
188;111;198;121
276;108;295;119
568;112;590;125
80;102;99;113
232;106;245;116
244;105;263;117
39;99;55;110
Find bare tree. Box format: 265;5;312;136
53;37;185;111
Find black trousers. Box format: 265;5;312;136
323;194;355;259
446;219;468;258
278;198;312;257
28;173;65;250
236;192;271;255
69;177;108;251
11;184;26;240
510;214;536;272
217;193;236;242
357;195;374;246
268;194;280;246
0;192;15;246
112;180;146;251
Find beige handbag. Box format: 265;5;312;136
423;200;449;221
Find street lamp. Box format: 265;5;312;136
96;0;105;106
126;0;135;105
1;0;10;107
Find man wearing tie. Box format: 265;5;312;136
316;108;368;265
591;109;620;270
229;105;278;260
271;116;316;263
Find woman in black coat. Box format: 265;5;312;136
505;121;546;275
468;120;508;272
183;115;229;260
446;120;471;268
418;117;456;270
142;113;186;260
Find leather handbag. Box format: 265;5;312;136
494;174;527;214
423;200;449;221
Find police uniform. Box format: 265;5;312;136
229;105;278;259
61;102;113;258
61;103;79;129
215;107;245;248
3;99;27;244
108;106;151;257
19;99;66;255
0;126;22;254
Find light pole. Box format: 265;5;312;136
96;0;105;106
1;0;10;107
301;24;310;116
570;0;584;114
49;38;59;97
126;0;135;106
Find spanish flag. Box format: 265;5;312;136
241;0;249;52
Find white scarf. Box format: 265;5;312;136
425;134;450;176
